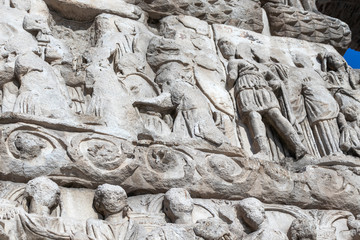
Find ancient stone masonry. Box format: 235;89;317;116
1;0;360;239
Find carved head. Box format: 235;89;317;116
155;62;193;91
343;106;360;122
288;217;317;240
163;188;194;224
218;38;236;60
326;52;346;71
24;177;60;215
14;52;44;78
93;184;128;219
238;198;265;231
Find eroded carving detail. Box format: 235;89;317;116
1;0;360;239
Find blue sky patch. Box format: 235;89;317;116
344;48;360;69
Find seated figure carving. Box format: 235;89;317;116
135;37;229;145
13;52;74;120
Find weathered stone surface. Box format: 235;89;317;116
133;0;264;33
262;1;352;53
0;0;360;239
43;0;144;21
317;0;360;51
0;182;357;239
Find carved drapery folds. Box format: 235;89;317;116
1;0;360;239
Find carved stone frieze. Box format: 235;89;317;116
0;0;360;239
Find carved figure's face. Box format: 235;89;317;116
25;177;61;211
163;188;194;223
241;205;265;230
238;198;265;231
93;184;128;217
218;39;236;59
327;53;345;70
343;106;359;122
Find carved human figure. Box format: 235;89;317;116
22;177;84;239
338;106;360;157
105;18;172;139
86;184;140;240
85;59;142;139
265;56;342;158
24;176;61;216
135;37;229;145
219;39;307;159
13;52;74;120
143;188;196;240
193;218;232;240
238;198;288;240
265;62;319;158
288;217;317;240
301;76;342;157
49;47;89;116
112;20;146;76
319;52;356;90
163;188;194;224
81;15;148;138
347;214;360;240
0;177;84;239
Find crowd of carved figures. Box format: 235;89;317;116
0;176;359;239
1;0;360;239
0;0;359;162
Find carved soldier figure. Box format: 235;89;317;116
219;39;307;160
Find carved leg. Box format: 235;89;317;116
248;111;270;158
312;119;341;157
266;108;307;159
